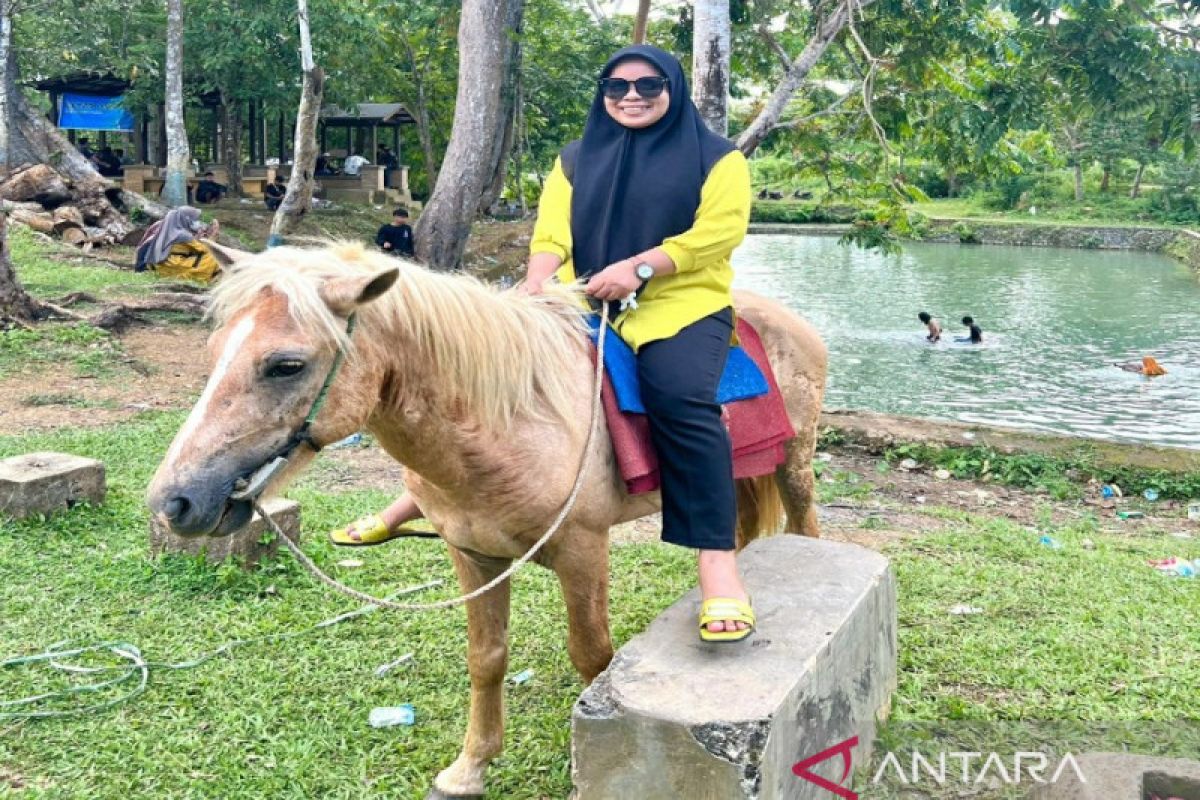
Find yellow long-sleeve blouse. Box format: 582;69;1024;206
529;148;751;351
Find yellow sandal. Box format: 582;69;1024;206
329;513;439;546
699;597;756;644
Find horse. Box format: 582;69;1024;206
146;241;827;799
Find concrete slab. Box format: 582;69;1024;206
149;497;300;566
0;452;106;519
572;536;896;800
1027;752;1200;800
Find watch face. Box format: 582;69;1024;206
636;263;654;281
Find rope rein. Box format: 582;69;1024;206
260;302;611;612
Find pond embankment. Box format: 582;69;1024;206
821;408;1200;476
747;218;1200;272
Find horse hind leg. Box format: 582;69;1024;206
550;527;614;683
776;438;821;538
429;547;513;800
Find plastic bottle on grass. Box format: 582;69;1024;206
369;704;415;728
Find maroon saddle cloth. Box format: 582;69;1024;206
599;318;796;495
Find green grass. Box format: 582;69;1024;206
1;415;1198;797
0;413;695;799
908;195;1190;230
0;323;129;380
8;226;157;300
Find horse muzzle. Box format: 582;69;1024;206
148;477;254;538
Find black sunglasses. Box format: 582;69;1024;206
598;76;669;100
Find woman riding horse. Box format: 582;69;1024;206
523;44;755;642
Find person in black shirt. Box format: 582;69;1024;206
264;175;287;210
375;208;414;257
958;315;983;344
195;171;227;204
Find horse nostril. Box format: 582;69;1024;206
164;496;191;523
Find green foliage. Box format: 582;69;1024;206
885;442;1200;502
749;202;856;224
951;221;981;244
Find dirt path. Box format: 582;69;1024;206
0;322;208;435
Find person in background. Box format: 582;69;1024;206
77;137;95;160
134;207;221;283
194;171;227;204
115;148;135;166
958;315;983;344
918;311;941;343
375;207;415;257
1116;356;1167;376
377;144;399;187
342;151;369;176
264;174;287;211
94;147;124;177
315;153;336;176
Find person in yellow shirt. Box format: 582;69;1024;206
522;44;755;643
134;206;222;283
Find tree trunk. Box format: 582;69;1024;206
1130;161;1145;199
632;0;650;44
946;168;958;198
405;43;440;194
0;211;42;324
478;3;525;215
414;0;525;270
1099;167;1110;193
1073;162;1083;202
164;0;190;208
219;91;243;196
0;0;12;175
692;0;730;135
736;0;878;156
269;0;322;246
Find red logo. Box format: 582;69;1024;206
792;735;859;799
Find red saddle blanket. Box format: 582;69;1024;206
601;318;795;495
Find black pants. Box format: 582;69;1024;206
636;307;736;551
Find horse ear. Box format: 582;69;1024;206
203;240;252;268
319;268;400;315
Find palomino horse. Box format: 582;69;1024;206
146;242;827;799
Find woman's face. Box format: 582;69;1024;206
603;59;670;129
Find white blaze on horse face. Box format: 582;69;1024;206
163;314;257;472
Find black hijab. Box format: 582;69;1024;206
569;44;735;279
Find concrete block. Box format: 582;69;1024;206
0;452;106;519
572;536;896;800
1027;752;1200;800
149;497;301;567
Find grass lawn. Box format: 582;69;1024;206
1;415;1198;798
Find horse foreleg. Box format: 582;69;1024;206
776;438;821;538
429;547;512;800
552;532;614;683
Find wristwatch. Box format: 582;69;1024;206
634;262;654;283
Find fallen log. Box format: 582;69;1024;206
8;208;54;234
0;164;72;207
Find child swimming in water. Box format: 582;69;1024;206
918;311;941;343
957;316;983;344
1115;356;1167;376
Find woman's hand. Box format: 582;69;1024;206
585;260;640;301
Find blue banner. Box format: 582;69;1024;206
58;92;135;132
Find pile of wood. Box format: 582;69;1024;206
0;163;140;250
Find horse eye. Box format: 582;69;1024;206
265;359;307;379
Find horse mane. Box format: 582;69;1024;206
208;241;591;429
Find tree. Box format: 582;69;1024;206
269;0;323;246
692;0;730;134
163;0;189;208
414;0;525;270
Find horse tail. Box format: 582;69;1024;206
734;474;784;550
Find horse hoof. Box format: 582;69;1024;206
425;789;482;800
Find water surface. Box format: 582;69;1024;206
732;235;1200;449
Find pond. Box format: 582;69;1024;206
732;234;1200;449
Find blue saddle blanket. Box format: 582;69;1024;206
587;315;769;414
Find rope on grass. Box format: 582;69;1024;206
0;580;441;721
